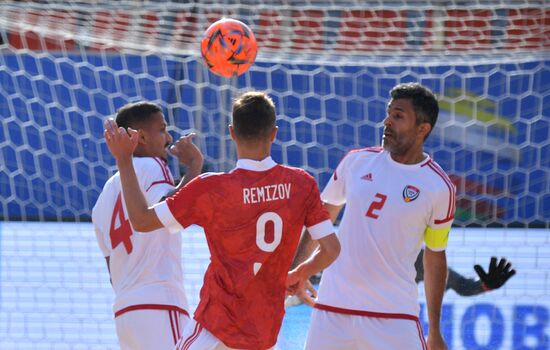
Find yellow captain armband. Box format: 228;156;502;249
424;226;450;251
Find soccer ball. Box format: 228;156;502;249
200;18;258;78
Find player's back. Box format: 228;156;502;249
201;164;315;290
164;158;330;349
92;157;188;315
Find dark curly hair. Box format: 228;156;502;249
115;102;162;130
390;83;439;135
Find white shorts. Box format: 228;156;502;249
174;320;275;350
115;308;190;350
304;308;427;350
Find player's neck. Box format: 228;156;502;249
133;146;149;158
237;150;271;161
235;143;271;161
133;148;150;157
389;148;426;165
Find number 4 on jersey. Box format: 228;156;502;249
110;194;133;254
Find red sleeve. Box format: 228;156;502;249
164;176;213;229
303;174;331;228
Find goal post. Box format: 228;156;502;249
1;1;548;227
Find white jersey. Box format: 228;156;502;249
92;157;189;316
317;147;455;317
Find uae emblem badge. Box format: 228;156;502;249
403;185;420;203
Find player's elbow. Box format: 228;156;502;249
128;211;158;232
131;221;152;232
322;233;341;264
331;238;341;262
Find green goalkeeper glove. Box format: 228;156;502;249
474;257;516;291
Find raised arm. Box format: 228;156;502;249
104;119;164;232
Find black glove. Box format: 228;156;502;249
474;257;516;291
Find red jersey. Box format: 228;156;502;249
154;157;333;349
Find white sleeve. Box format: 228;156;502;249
320;155;348;206
91;193;111;257
93;225;110;257
135;158;175;205
153;201;184;234
306;219;335;240
146;182;175;204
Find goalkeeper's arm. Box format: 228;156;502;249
416;250;516;296
446;268;485;296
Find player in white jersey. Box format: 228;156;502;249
295;83;453;350
92;102;203;350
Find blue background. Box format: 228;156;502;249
0;53;548;226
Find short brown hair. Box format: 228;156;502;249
231;91;276;140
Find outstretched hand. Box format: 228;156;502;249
474;257;516;291
104;118;139;161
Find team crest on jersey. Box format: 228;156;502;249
403;185;420;202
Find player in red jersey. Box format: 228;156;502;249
93;102;203;350
103;91;341;350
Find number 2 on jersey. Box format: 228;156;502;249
109;194;133;254
366;193;387;219
254;212;283;275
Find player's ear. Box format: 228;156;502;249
417;122;431;140
228;125;237;141
136;129;147;145
269;126;278;142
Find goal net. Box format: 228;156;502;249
0;1;548;349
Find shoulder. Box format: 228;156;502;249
339;146;384;167
97;174;119;198
276;164;316;182
133;157;174;185
186;171;226;188
133;157;168;172
93;175;118;217
198;171;225;180
351;146;384;155
346;146;383;160
421;158;456;193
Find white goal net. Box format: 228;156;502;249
0;1;548;349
